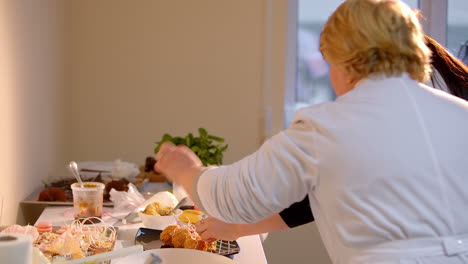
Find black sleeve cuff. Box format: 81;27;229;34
279;196;315;228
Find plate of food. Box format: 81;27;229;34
23;175;132;207
134;226;240;258
1;218;118;264
24;160;147;206
137;191;184;230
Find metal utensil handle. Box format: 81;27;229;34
168;197;188;215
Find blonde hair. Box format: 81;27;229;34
320;0;432;82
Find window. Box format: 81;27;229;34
295;0;342;106
283;0;467;126
448;0;468;64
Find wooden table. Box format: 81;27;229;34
35;206;268;264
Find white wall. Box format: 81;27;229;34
0;0;69;225
68;0;264;165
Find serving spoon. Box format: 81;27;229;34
168;197;188;216
68;161;84;188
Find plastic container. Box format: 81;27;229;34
71;182;105;221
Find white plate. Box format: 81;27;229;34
113;248;238;264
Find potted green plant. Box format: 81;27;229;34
154;128;228;166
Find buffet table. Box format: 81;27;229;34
35;206;268;264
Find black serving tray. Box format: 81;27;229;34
134;227;240;258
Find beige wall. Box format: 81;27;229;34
68;0;264;165
0;0;69;225
264;222;331;264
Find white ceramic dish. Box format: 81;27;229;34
137;191;181;229
138;209;182;230
138;191;179;210
113;248;238;264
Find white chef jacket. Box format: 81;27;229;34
193;74;468;264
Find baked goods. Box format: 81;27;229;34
172;227;191;248
38;175;130;202
38;188;67;202
104;179;129;200
36;222;53;234
38;175;104;202
160;224;216;252
184;233;209;251
160;225;178;245
32;218;116;261
0;224;110;260
135;156;167;183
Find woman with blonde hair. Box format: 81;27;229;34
155;0;468;263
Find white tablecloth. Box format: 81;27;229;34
35;206;268;264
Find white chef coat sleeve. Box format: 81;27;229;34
192;122;319;224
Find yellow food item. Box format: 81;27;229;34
47;237;84;259
142;202;174;216
178;210;203;224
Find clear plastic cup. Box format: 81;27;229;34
71;182;105;221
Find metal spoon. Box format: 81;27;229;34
168;197;188;216
68;161;84;187
121;210;139;225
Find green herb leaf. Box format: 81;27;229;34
208;135;224;142
154;128;228;165
198;128;208;138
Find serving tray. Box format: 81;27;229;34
134;227;240;258
22;188;114;207
1;225;119;264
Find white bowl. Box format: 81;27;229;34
138;192;179;211
138;209;182;230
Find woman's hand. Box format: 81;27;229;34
154;142;205;201
196;214;290;242
154;141;204;183
196;217;242;242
